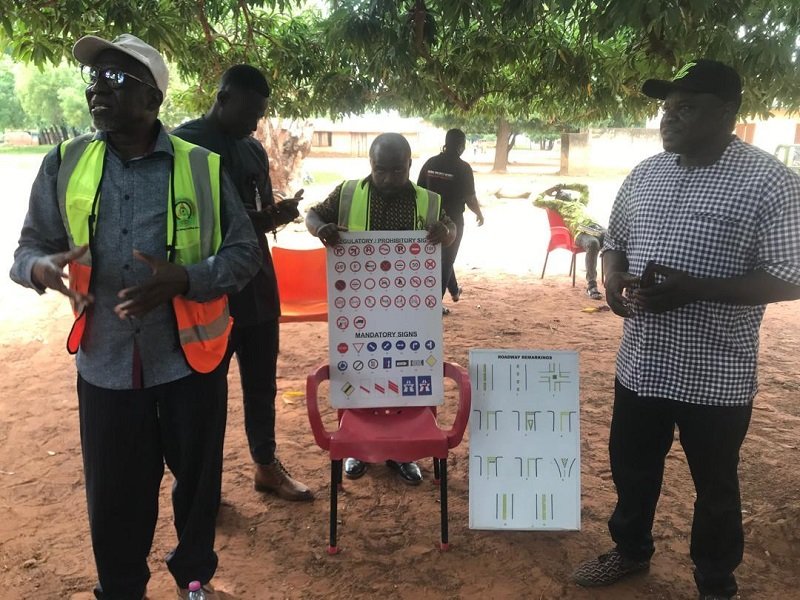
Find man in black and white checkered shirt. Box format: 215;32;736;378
572;60;800;600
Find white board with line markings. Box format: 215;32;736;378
468;349;581;530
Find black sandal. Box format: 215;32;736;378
587;287;603;300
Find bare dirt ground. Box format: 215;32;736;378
1;152;799;599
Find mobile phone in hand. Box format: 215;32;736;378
640;260;657;289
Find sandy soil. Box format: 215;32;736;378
1;153;799;599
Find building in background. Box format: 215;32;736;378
309;112;440;157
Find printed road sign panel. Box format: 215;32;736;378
468;349;581;531
327;231;443;408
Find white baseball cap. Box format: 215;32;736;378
73;33;169;96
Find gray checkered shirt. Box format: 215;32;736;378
604;137;800;406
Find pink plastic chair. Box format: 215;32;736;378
271;246;328;322
306;361;471;553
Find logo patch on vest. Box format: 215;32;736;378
175;199;199;231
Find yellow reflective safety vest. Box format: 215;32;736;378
337;179;441;231
56;133;232;374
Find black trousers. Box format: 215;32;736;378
608;379;752;597
441;217;464;297
78;368;227;600
228;319;279;465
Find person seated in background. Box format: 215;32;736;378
533;183;606;299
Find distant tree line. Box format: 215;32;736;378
0;57;193;144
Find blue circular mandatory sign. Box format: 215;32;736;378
337;361;348;372
424;340;435;350
381;340;392;351
367;342;378;352
396;340;406;350
410;341;420;351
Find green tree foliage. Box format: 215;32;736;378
58;85;90;131
0;1;330;184
594;0;800;115
15;63;91;142
0;62;26;131
322;0;800;169
1;1;798;167
5;1;797;117
157;69;199;129
0;1;330;118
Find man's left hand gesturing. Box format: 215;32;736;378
114;250;189;319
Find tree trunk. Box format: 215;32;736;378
254;117;314;197
507;132;517;159
492;117;511;173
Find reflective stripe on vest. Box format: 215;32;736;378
168;136;223;263
57;135;232;373
338;179;441;231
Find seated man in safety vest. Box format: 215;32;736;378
10;34;261;600
305;132;456;484
533;183;607;300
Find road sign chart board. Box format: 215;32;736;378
327;231;443;408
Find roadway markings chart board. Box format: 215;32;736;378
327;231;443;409
468;349;580;530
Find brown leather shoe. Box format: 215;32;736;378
254;459;314;501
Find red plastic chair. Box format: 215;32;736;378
539;207;586;287
271;246;328;322
306;361;471;553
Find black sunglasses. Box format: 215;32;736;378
81;65;158;91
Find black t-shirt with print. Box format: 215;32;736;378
416;152;475;222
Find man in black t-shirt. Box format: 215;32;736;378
417;129;484;314
173;65;313;502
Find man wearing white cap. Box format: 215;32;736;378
10;33;261;599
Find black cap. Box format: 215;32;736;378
642;59;742;107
